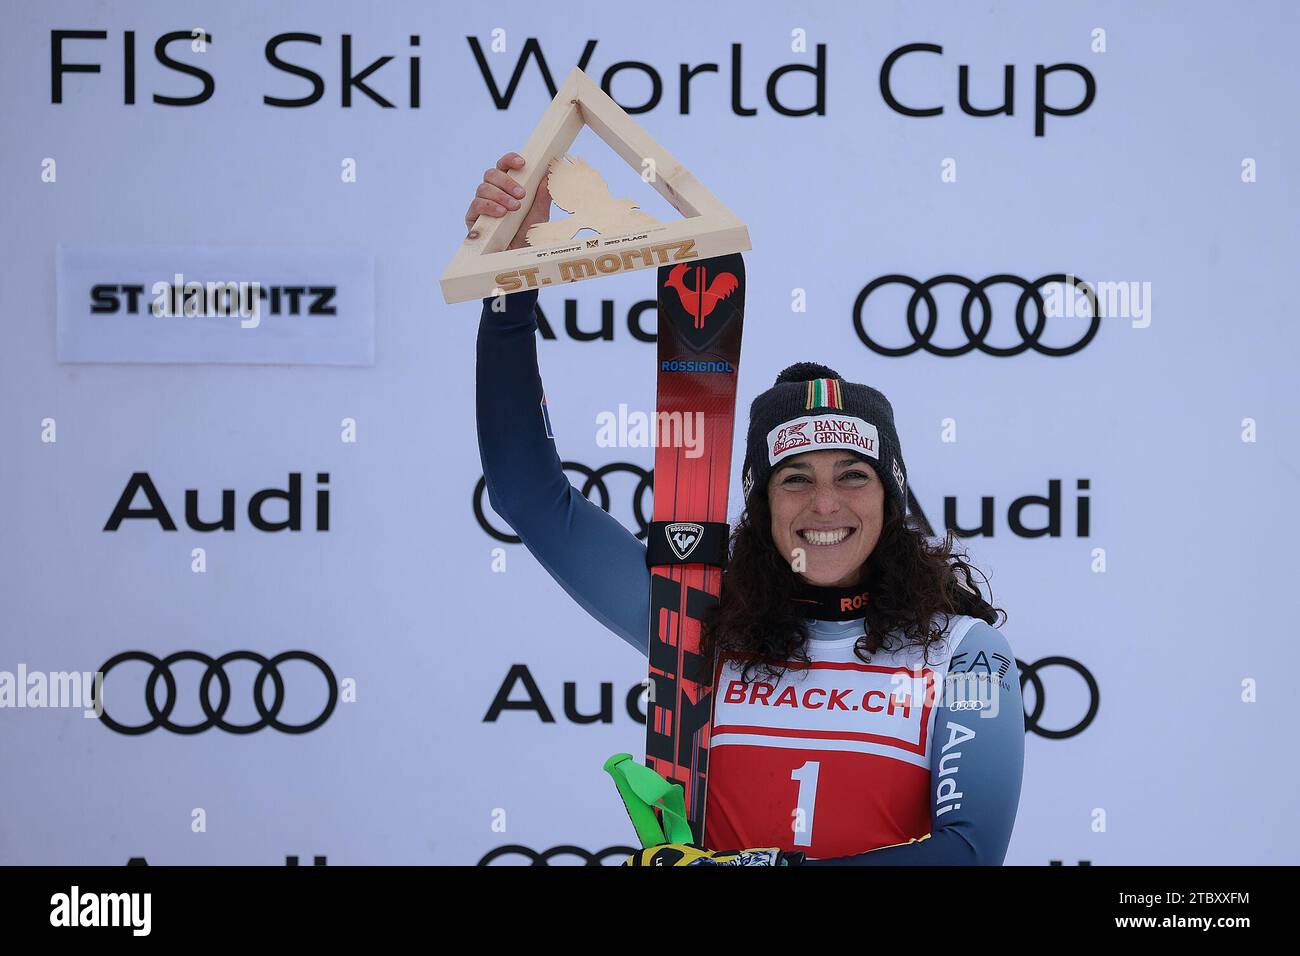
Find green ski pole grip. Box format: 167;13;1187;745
603;753;694;849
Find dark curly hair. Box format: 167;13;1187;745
700;482;1004;683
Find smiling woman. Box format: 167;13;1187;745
769;453;886;588
707;360;1005;672
685;364;1024;863
471;154;1025;866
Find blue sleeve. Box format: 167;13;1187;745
807;621;1025;865
475;289;651;655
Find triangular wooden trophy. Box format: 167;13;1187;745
440;66;750;305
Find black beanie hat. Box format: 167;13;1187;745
741;362;908;515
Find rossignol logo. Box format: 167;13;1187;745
664;263;739;328
658;257;744;352
665;522;704;561
660;359;734;373
839;589;870;613
768;415;880;464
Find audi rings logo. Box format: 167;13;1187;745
96;650;338;735
1018;656;1099;740
474;461;653;543
478;844;635;866
852;274;1101;357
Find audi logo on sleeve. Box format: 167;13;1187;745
95;650;338;735
852;274;1101;357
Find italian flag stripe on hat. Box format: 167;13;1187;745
805;377;843;410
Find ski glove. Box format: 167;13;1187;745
623;844;805;866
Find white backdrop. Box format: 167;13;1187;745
1;0;1296;865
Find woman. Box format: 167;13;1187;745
468;152;1025;865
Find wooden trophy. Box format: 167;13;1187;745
440;66;750;304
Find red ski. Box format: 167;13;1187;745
643;253;745;845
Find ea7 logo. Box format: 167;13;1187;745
892;458;907;496
665;522;703;561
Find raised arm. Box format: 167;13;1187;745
465;151;650;653
475;286;651;653
809;620;1026;865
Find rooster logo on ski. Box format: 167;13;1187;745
662;262;741;350
665;522;704;561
